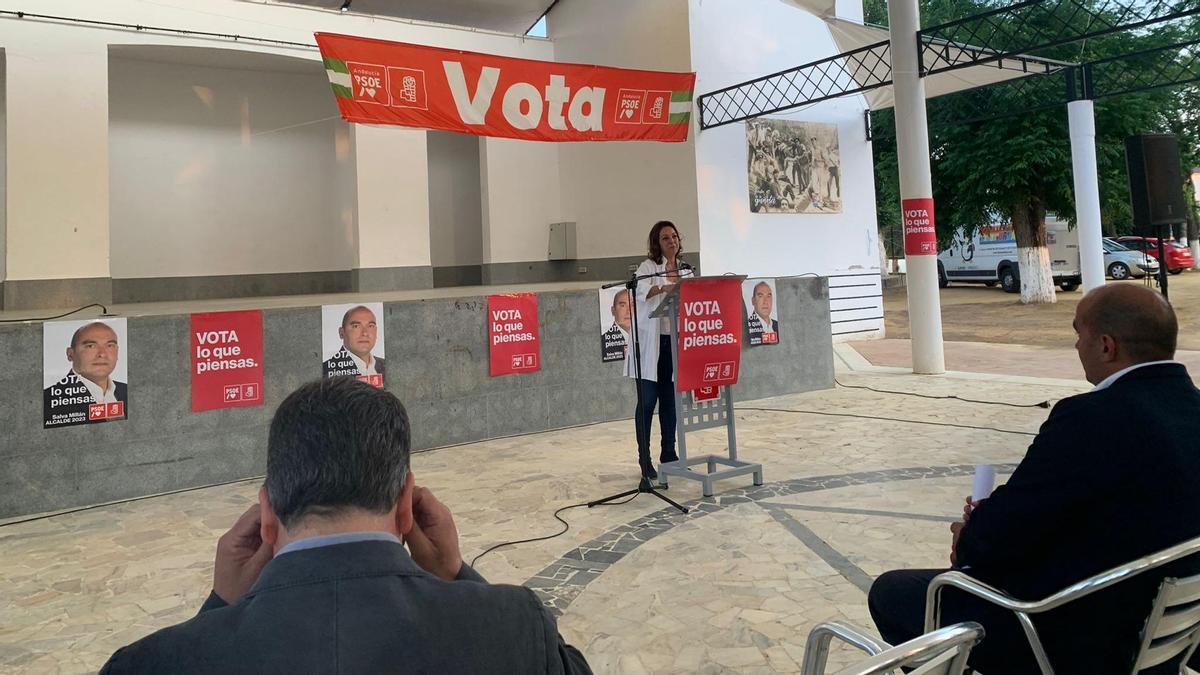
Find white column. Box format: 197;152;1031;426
1069;100;1105;292
888;0;945;374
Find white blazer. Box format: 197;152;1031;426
622;257;694;381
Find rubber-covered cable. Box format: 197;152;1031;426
834;378;1052;409
736;406;1037;436
0;303;110;323
469;491;638;568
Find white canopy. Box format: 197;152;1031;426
782;0;1072;110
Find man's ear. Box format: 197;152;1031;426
338;326;346;341
66;347;75;364
1100;334;1120;363
259;487;281;549
395;471;416;537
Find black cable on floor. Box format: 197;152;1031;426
834;378;1052;409
469;491;639;568
0;303;110;323
736;406;1037;436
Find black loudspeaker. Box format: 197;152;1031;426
1125;134;1186;233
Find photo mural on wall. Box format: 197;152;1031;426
747;118;842;214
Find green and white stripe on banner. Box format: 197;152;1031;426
669;90;693;125
324;57;352;100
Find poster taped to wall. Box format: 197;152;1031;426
743;278;781;346
191;310;264;413
747;119;842;214
42;318;129;429
597;286;632;362
322;303;386;387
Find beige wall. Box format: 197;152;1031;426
548;0;700;262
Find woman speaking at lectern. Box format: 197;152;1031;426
626;220;690;481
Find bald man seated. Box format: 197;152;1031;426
868;285;1200;675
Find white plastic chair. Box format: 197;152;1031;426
801;620;984;675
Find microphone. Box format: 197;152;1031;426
678;259;694;271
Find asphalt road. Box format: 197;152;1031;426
883;270;1200;351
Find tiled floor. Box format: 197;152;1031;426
0;346;1098;673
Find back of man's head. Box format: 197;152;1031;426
1081;284;1177;363
266;378;410;530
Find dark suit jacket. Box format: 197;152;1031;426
100;541;591;674
957;363;1200;673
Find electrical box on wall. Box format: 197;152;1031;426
548;222;577;260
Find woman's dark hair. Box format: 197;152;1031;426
647;220;681;261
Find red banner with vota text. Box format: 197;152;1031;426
488;293;540;377
191;310;264;413
676;278;743;392
903;198;938;255
315;33;695;143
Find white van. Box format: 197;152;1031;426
937;218;1081;293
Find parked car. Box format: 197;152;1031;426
1115;236;1195;274
1102;238;1160;279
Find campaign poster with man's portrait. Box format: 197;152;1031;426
747;118;842;214
597;287;632;363
743;279;781;346
43;318;130;429
321;302;386;387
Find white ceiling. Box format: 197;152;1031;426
264;0;553;34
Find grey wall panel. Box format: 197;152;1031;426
0;278;831;518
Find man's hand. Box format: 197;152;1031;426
950;496;981;566
405;487;463;581
213;504;274;604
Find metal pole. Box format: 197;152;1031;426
888;0;945;374
1068;100;1106;292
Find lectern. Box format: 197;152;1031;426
651;276;764;497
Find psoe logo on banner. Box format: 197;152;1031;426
642;90;670;124
388;66;428;109
510;353;538;370
89;401;125;420
616;89;643;124
348;62;389;106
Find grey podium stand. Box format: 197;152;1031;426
653;276;764;497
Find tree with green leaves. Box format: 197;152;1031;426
867;0;1198;302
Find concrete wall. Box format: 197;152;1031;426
108;51;353;280
547;0;701;264
688;0;885;340
0;278;831;518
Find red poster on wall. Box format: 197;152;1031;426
488;293;540;377
903;198;938;255
676;278;743;392
314;33;695;143
191;310;264;412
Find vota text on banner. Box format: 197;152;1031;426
315;33;695;142
676;278;743;392
488;293;541;377
902;198;937;256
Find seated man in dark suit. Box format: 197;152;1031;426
101;378;591;674
868;284;1200;674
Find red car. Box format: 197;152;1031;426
1115;236;1195;274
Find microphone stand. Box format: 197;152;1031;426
590;264;692;514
